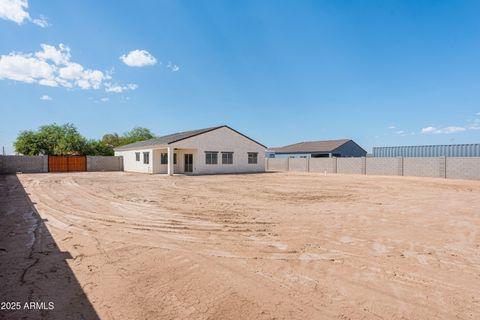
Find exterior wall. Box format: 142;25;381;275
288;158;308;172
0;155;48;173
151;149;162;173
337;157;366;174
309;158;337;173
1;155;123;173
264;156;480;181
115;148;154;173
171;127;265;174
403;157;445;178
153;148;197;174
333;140;367;157
266;158;289;171
446;157;480;180
366;157;403;176
373;144;480;157
86;156;123;172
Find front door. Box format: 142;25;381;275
184;154;193;173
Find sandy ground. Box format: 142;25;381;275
1;172;480;319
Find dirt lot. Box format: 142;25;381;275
1;172;479;319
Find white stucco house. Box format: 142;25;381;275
114;125;266;175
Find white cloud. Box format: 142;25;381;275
58;62;83;79
105;82;137;93
0;0;48;27
32;15;48;27
36;44;70;65
0;43;137;92
0;52;55;83
75;69;106;90
100;97;109;102
167;62;180;72
387;125;396;129
38;79;58;87
120;50;157;67
468;118;480;130
167;61;179;72
40;94;51;100
394;129;415;137
421;126;436;134
422;112;480;133
440;126;466;134
421;126;466;134
119;50;180;72
0;0;29;24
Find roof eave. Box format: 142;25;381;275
271;150;335;154
168;125;267;149
114;144;168;152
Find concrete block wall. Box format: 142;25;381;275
86;156;123;172
0;155;48;173
366;157;403;176
403;157;445;178
337;157;366;174
266;158;289;171
446;157;480;180
288;158;308;172
0;155;124;174
309;158;337;173
266;156;480;181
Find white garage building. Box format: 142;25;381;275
114;125;266;175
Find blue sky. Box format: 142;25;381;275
1;0;479;154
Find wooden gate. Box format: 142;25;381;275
48;156;86;172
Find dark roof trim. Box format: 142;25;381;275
270;151;336;155
114;125;266;151
225;126;267;148
166;126;223;144
268;139;351;153
331;139;367;154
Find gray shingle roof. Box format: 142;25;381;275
114;125;266;151
268;139;351;153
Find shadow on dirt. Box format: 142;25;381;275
0;174;100;320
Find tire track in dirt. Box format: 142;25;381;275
12;172;480;320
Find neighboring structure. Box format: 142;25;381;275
114;125;266;175
373;143;480;157
267;139;367;158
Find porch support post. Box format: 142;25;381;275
167;146;174;176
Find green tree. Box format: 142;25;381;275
14;124;155;156
14;130;43;156
84;139;114;156
14;123;88;155
121;127;155;145
101;133;121;148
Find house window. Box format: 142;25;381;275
161;153;177;164
222;152;233;164
205;151;218;164
135;152;140;161
143;152;150;164
248;152;258;164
